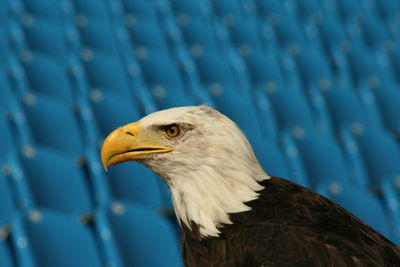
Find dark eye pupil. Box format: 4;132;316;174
169;128;175;134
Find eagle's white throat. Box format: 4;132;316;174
167;160;268;237
139;106;270;238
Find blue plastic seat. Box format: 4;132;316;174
19;146;93;216
73;0;109;17
91;90;141;138
346;42;386;86
23;17;67;59
128;22;170;55
255;0;286;20
280;132;309;187
97;201;183;267
0;65;18;111
373;84;400;134
83;50;131;96
274;17;306;52
170;0;207;17
244;51;285;89
267;88;315;134
23;0;63;19
228;20;264;53
123;0;170;54
294;131;351;188
194;53;263;137
390;47;400;84
361;14;392;51
212;0;245;25
0;171;15;228
23;54;74;105
0;30;8;64
22;94;84;160
79;20;119;53
12;209;102;267
0;110;16;159
179;17;220;55
375;0;400;20
253;87;279;138
353;128;400;187
0;239;14;267
106;163;165;210
323;86;368;132
124;0;157;17
255;0;305;51
335;0;365;21
316;13;350;53
318;184;392;239
295;0;323;22
139;52;195;108
252;136;289;179
381;176;400;244
294;49;333;89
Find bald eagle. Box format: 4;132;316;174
101;105;400;266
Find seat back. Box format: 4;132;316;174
105;201;183;267
14;209;102;267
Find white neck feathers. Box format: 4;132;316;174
167;162;269;238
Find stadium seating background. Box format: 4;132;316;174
1;0;400;266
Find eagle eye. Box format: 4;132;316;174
163;124;181;139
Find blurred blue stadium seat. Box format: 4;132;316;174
139;52;195;108
22;93;84;160
244;51;286;91
0;171;15;228
323;86;368;131
90;90;141;138
23;18;67;59
375;0;400;20
295;0;323;22
78;18;118;53
252;136;289;179
19;146;93;216
353;128;400;187
0;66;15;111
373;83;400;135
346;42;386;87
0;239;14;267
72;0;109;17
212;0;244;25
105;163;165;210
97;201;183;267
295;131;352;188
294;49;333;89
23;0;62;19
178;17;220;56
267;87;315;135
361;13;392;52
281;132;309;187
12;209;102;267
23;54;74;104
0;109;16;158
83;50;131;96
381;176;400;244
317;13;350;53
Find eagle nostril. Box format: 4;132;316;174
126;131;135;137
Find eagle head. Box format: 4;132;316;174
101;105;268;237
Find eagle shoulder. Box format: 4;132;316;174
181;177;400;267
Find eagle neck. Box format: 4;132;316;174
166;165;269;238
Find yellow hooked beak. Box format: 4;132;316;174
100;122;173;171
